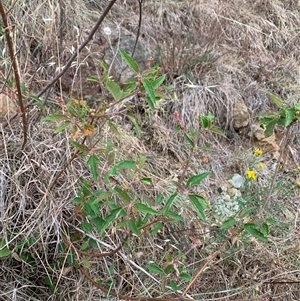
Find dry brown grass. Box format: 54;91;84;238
1;0;300;300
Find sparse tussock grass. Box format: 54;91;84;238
0;0;300;300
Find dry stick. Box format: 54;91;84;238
132;0;143;57
182;240;227;296
3;0;119;128
0;3;28;149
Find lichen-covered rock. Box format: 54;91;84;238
232;99;249;129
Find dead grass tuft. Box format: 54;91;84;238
0;0;300;300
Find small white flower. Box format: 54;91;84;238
103;27;112;36
228;174;244;188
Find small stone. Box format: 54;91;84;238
232;99;250;129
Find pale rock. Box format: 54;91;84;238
232;99;250;130
251;124;280;160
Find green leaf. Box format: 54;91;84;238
150;222;163;235
116;220;127;229
155;194;164;205
80;222;94;233
91;217;105;232
244;223;268;242
87;155;100;181
277;115;286;126
186;171;210;187
142;66;159;78
85;200;100;215
42;114;69;122
184;133;194;147
44;277;55;291
101;208;124;235
189;194;209;209
150;75;166;89
81;179;91;196
20;82;26;94
86;76;99;82
199;115;210;128
284;108;295;127
140;177;152;185
265;91;284;109
167;210;184;222
31;95;44;109
162;193;177;216
134;203;158;215
164;264;174;274
189;194;209;221
210;127;226;138
261;223;269;236
207;111;215;121
170;280;178;291
239;207;256;218
180;272;192;281
200;145;213;151
107;119;119;136
114;186;131;204
127;219;140;236
127;112;142;138
116;160;136;170
143;79;156;110
0;241;10;258
123;79;137;94
147;263;164;275
92;192;112;204
264;118;277;137
54;121;70;133
66;249;75;265
119;49;140;73
137;155;146;169
98;59;108;71
221;217;236;230
106;80;124;101
70;141;89;155
81;257;91;269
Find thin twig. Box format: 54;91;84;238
0;3;28;149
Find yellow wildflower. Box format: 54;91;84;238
296;181;300;188
298;166;300;171
246;170;257;180
257;162;264;168
253;148;263;156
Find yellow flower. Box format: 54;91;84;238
296;181;300;188
298;166;300;171
257;162;264;168
253;148;263;156
246;170;257;180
